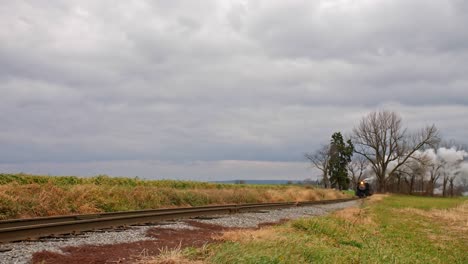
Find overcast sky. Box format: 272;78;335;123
1;0;467;181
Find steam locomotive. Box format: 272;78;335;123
355;181;372;198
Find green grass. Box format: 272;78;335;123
378;194;465;210
194;195;468;264
342;190;355;196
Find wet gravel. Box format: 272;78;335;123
0;200;358;264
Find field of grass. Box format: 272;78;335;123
160;195;467;264
0;173;348;219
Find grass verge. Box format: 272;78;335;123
177;195;467;264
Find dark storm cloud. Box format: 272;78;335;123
1;0;467;179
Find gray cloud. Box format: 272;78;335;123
1;0;467;179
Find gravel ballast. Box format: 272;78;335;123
0;226;159;264
0;200;358;264
194;200;359;228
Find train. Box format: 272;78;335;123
355;180;372;198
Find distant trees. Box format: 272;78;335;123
395;152;431;194
302;178;322;186
328;132;354;190
438;144;466;197
388;145;467;196
305;110;468;196
352;111;440;192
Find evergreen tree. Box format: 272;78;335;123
328;132;354;190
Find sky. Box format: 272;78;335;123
1;0;467;181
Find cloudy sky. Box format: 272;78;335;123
1;0;467;181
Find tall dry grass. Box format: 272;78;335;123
136;244;207;264
0;177;348;219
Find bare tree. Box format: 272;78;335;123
442;170;450;197
427;160;443;196
443;167;457;197
305;144;331;188
449;175;456;197
417;154;433;193
437;142;466;197
352;111;439;192
459;173;468;194
347;154;368;189
446;164;463;197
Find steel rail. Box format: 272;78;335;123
0;198;357;243
0;202;290;229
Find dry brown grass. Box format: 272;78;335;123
313;195;387;227
136;246;205;264
0;183;350;219
286;188;347;201
395;200;468;247
398;201;468;233
367;194;389;203
333;207;375;226
214;227;286;243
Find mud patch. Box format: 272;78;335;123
32;221;243;264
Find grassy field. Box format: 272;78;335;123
150;195;467;264
0;173;347;219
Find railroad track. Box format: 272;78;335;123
0;198;356;243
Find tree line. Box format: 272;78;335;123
305;110;467;196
